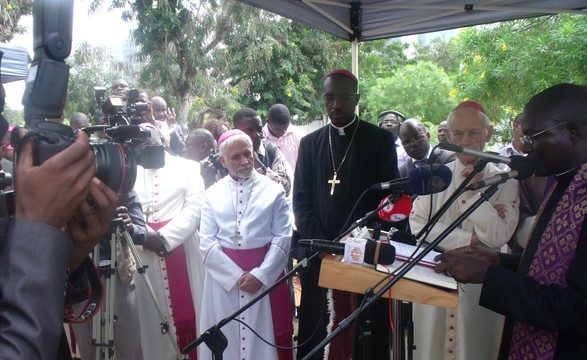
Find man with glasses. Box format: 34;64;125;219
409;101;519;360
398;118;454;178
378;109;409;167
435;83;587;359
294;69;398;360
233;107;291;196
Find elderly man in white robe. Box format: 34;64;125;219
199;129;293;360
133;123;205;360
410;101;519;360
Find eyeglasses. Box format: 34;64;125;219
521;121;569;147
402;134;426;147
450;129;485;140
323;93;357;103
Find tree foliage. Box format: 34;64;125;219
361;61;455;124
450;15;587;143
64;4;587;138
216;17;344;122
0;0;32;42
65;42;123;120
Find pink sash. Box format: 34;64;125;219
149;220;197;360
223;245;293;360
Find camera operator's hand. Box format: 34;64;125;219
67;178;119;270
15;130;95;229
165;108;176;125
200;161;219;189
144;231;168;257
116;206;134;235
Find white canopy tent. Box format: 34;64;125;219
237;0;587;76
0;43;31;84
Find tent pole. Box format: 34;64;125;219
352;39;359;114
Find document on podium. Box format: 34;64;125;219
376;241;458;290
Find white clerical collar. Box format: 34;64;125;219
330;116;358;135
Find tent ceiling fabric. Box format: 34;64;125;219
0;44;31;84
238;0;587;41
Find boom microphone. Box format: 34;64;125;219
298;239;396;265
438;143;533;172
465;164;535;191
371;163;452;195
378;194;412;222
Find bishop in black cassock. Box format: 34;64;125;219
294;68;399;360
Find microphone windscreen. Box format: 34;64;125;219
509;156;535;179
378;194;412;222
409;163;452;195
364;241;395;265
388;230;417;245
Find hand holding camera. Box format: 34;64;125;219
14;129;95;229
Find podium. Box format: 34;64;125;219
319;255;458;360
319;255;457;308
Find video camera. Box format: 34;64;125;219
95;87;149;126
16;0;165;198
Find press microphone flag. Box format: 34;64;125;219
378;194;412;222
298;239;396;265
371;163;452;194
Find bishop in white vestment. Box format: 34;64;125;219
199;130;293;360
134;144;205;360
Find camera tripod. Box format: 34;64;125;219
91;217;183;359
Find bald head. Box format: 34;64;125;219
399;118;430;161
151;96;168;122
70;112;89;131
184;128;216;161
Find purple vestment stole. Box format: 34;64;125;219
508;163;587;359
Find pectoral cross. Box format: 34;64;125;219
230;231;243;246
328;172;341;195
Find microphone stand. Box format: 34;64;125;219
302;184;500;360
184;193;405;357
182;252;318;358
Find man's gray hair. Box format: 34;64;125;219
219;133;252;157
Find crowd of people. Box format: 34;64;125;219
1;54;586;360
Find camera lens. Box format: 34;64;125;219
91;143;137;194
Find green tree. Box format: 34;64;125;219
217;17;344;122
65;42;121;121
449;14;587;143
0;0;32;42
361;61;456;124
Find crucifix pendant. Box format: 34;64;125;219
328;172;341;195
230;231;242;246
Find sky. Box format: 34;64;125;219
4;1;133;110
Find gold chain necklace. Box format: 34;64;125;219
327;117;360;195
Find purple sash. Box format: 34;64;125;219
508;164;587;359
222;245;293;360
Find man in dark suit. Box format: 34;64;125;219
398;118;455;178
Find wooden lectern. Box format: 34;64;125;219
319;255;457;308
319;255;458;360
